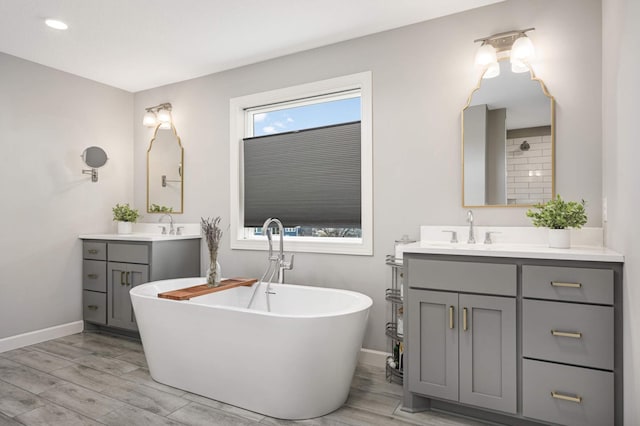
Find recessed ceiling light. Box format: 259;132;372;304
45;19;68;30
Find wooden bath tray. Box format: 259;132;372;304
157;278;258;300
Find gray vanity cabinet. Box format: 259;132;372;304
82;238;200;332
404;254;623;426
406;259;518;413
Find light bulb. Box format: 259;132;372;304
475;43;497;66
157;108;172;126
483;62;500;79
142;111;157;127
45;19;68;30
159;121;172;130
511;35;535;62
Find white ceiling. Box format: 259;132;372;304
0;0;503;92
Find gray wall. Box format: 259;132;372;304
464;104;488;205
487;108;507;205
0;53;134;339
133;0;603;351
602;0;640;424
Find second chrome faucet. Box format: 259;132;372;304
466;210;475;244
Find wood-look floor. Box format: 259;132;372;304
0;332;486;425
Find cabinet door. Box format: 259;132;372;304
459;294;516;413
107;262;149;330
408;289;458;401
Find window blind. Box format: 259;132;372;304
243;121;361;227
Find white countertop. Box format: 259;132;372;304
80;222;201;242
80;233;201;242
397;226;624;263
401;241;623;263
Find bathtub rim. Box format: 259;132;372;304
130;277;373;319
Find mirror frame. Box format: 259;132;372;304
146;123;184;214
462;62;556;208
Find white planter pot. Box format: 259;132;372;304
117;221;133;234
548;229;570;249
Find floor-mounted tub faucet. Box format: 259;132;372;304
467;210;475;244
262;217;294;283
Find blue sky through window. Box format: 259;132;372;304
252;96;361;137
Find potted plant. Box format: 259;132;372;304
526;195;588;248
112;203;140;234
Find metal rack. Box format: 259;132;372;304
385;255;404;384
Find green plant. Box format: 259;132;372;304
112;203;140;223
526;195;587;229
149;204;173;213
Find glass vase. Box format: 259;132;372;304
206;260;222;288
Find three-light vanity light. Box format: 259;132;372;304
143;103;173;129
474;28;536;79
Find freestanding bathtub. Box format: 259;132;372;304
130;277;372;419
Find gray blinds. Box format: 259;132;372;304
243;121;361;227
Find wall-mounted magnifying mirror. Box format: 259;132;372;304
462;60;555;207
81;146;108;182
147;124;184;213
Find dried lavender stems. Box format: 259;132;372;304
201;216;223;286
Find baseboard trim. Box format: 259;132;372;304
0;321;84;353
358;348;389;367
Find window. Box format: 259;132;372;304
229;72;372;255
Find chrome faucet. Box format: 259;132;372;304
262;218;294;283
159;214;175;235
466;210;475;244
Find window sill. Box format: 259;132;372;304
231;236;372;256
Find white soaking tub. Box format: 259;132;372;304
130;277;372;419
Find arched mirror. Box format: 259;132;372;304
81;146;108;182
147;124;184;213
462;60;555;207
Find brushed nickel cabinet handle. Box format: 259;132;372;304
449;306;454;329
550;281;582;288
551;330;583;339
120;271;125;285
87;305;98;311
126;271;131;286
551;391;582;403
88;249;99;254
463;307;468;331
87;274;98;279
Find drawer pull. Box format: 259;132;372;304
87;305;99;311
120;271;126;285
463;307;468;331
87;274;98;279
126;271;131;286
449;306;454;329
87;249;99;254
551;330;582;339
551;391;582;404
550;281;582;288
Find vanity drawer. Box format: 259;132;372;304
407;259;516;295
522;265;613;304
523;299;613;370
83;291;107;325
83;241;107;261
108;243;149;264
522;359;613;426
82;260;106;292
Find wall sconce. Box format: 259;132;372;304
143;103;173;129
474;28;535;79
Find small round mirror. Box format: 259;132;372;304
82;146;108;168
